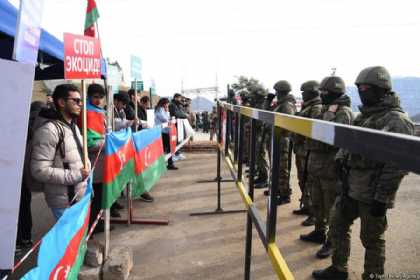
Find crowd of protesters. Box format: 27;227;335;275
16;84;192;253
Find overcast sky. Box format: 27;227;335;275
9;0;420;98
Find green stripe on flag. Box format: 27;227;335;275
66;231;88;280
102;160;135;209
87;129;103;148
84;7;100;29
132;156;167;198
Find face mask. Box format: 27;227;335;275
302;91;318;102
320;91;342;105
358;86;384;106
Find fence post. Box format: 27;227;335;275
216;102;223;211
244;118;257;280
234;111;239;163
267;125;281;243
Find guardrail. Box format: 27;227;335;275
216;100;420;280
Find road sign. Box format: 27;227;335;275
64;33;101;79
130;55;142;80
131;80;144;91
13;0;45;65
108;64;123;94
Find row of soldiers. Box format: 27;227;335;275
232;66;414;280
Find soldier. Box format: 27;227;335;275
292;81;323;228
300;76;353;259
313;67;415;280
248;85;269;187
266;80;296;204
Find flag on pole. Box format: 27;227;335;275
22;180;93;280
84;0;100;37
85;101;106;148
131;127;167;198
102;128;136;209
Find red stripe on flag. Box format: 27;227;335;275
48;207;91;280
134;138;164;174
170;124;177;153
86;0;97;14
87;111;105;135
103;140;136;184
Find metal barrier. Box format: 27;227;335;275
216;100;420;280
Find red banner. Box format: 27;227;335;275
64;33;101;79
169;123;177;154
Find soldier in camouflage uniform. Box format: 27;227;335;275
266;80;297;204
313;67;415;280
300;76;353;259
292;81;323;227
239;89;251;165
248;85;269;186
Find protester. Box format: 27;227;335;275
169;93;188;160
127;89;149;131
155;98;178;170
46;92;54;109
209;108;218;141
30;84;90;221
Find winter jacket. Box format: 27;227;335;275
169;101;188;119
308;94;353;178
155;107;171;133
30;109;87;209
346;92;414;208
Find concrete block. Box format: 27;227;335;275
85;240;104;267
78;266;102;280
103;246;133;280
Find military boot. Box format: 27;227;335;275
312;266;348;280
292;207;310;215
277;196;291;205
301;215;315;226
316;241;332;259
300;230;326;244
254;177;268;189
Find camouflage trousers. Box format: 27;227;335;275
268;138;291;197
308;173;337;239
255;133;269;179
330;197;387;278
295;152;311;210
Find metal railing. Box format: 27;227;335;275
216;99;420;280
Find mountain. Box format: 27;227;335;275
191;96;215;112
346;77;420;117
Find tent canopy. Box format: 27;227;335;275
0;0;106;80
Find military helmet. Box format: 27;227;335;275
273;80;291;92
355;66;392;90
319;76;345;94
300;80;319;92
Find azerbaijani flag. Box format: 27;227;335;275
86;101;106;148
132;127;167;198
84;0;100;37
102;128;136;209
22;179;92;280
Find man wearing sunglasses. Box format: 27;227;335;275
30;84;90;221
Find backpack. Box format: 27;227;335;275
24;119;65;192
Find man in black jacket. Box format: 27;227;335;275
169;93;188;160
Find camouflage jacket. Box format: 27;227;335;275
273;94;297;139
346;92;414;208
293;96;322;156
308;94;353;178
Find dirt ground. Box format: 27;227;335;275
15;152;420;280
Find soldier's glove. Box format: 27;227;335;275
370;200;387;217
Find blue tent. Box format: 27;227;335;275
0;0;106;80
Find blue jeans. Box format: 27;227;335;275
51;207;67;221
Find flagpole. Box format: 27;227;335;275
95;19;110;260
81;80;89;167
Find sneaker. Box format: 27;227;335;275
167;165;178;170
312;266;348;279
292;207;310;215
110;208;121;218
302;215;315;226
178;154;186;160
139;192;154;202
316;241;333;259
300;230;326;244
172;155;180;161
